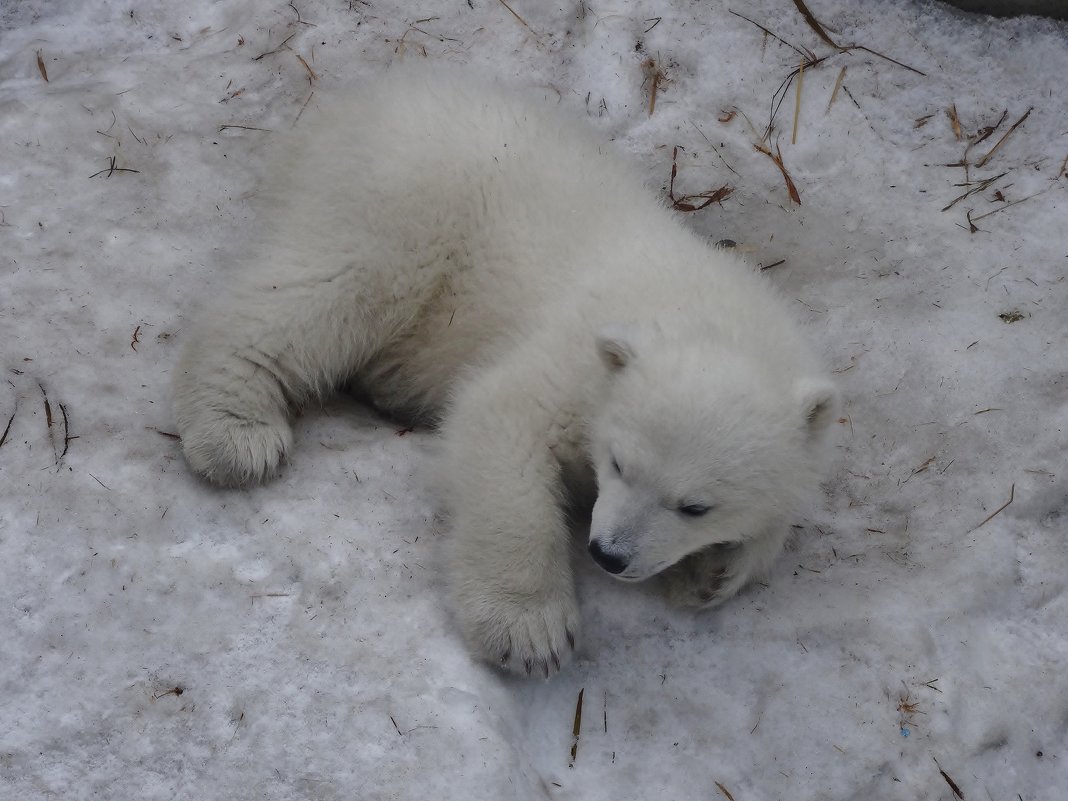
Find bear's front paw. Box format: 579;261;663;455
659;543;746;608
458;585;580;678
178;408;292;487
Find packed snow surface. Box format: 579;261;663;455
1;1;1065;799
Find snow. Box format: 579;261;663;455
1;1;1066;799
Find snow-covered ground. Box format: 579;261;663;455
2;1;1065;799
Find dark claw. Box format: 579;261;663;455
500;644;512;664
565;628;575;650
524;658;533;676
550;650;560;672
543;661;550;679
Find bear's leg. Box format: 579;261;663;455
441;366;580;677
659;528;789;608
174;262;397;486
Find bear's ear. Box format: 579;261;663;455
596;325;637;370
795;377;839;436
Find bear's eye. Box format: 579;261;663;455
610;456;622;476
678;503;712;517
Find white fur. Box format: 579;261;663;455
173;66;839;676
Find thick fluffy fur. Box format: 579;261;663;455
174;67;838;676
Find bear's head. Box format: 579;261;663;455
585;326;838;582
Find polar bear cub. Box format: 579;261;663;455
173;66;839;677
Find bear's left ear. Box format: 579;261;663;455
596;325;637;371
795;377;840;436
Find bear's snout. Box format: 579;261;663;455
588;539;629;574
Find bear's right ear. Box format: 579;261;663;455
596;326;637;371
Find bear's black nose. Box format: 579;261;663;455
588;539;629;574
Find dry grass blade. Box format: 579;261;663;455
690;120;739;176
294;90;314;126
827;66;846;111
729;10;814;60
850;45;925;76
792;0;838;48
668;147;734;211
36;49;48;82
295;53;318;83
941;171;1007;212
790;1;925;76
755;142;801;204
642;57;667;116
975;110;1008;145
791;57;805;144
715;781;738;801
976;107;1033;168
253;32;295;61
970;190;1044;223
765;53;831;140
938;767;966;800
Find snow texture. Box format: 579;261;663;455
1;1;1065;799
